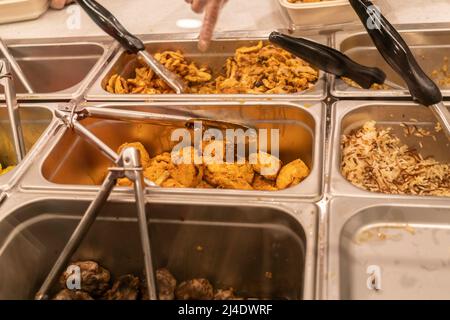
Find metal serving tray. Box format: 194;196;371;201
0;194;317;300
0;37;116;101
21;101;325;200
329;100;450;200
326;197;450;300
0;103;56;190
331;28;450;98
85;32;327;101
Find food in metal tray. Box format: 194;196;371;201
116;141;310;190
341;76;390;90
341;120;450;197
431;56;450;87
0;163;14;176
52;261;246;300
105;41;318;94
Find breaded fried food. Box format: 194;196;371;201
106;41;318;95
252;175;278;191
276;159;310;189
249;152;282;180
115;141;310;191
117;142;151;168
204;163;254;190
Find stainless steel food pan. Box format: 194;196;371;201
326;197;450;300
85;32;327;101
0;37;115;101
0;194;317;300
329;100;450;200
0;103;56;190
331;28;450;98
22;101;325;200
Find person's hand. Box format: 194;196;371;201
50;0;74;9
185;0;228;51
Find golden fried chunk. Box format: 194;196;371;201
204;163;254;190
252;175;278;191
117;142;151;168
276;159;310;189
117;177;133;187
197;180;214;189
161;178;185;188
105;42;317;95
249;152;282;180
143;152;173;185
169;147;203;188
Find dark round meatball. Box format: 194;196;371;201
103;274;140;300
156;268;177;300
214;288;242;300
175;278;214;300
59;261;111;297
53;289;93;300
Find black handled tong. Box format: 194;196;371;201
269;31;403;90
349;0;450;139
76;0;187;94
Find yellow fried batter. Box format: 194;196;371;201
117;142;151;168
115;141;309;191
276;159;310;189
204;163;254;190
252;175;278;191
249;152;282;180
143;152;173;186
197;180;214;189
169;147;203;188
106;41;318;95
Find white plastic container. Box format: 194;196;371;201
279;0;370;27
0;0;48;24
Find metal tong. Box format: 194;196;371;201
36;106;160;300
0;59;26;162
269;31;404;90
36;103;252;300
0;38;34;94
349;0;450;140
76;0;187;94
35;145;158;300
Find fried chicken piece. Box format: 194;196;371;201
103;275;140;300
117;142;151;168
204;163;254;190
169;147;203;187
106;41;317;95
53;289;93;300
249;152;282;180
144;152;173;185
197;180;214;189
276;159;310;189
252;175;278;191
156;268;177;300
161;178;185;188
117;177;133;187
59;261;111;297
175;278;214;300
